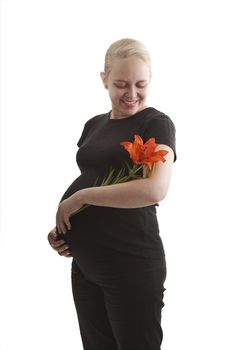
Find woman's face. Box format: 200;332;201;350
101;56;151;118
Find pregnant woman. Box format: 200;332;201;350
48;38;177;350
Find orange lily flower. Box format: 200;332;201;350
120;134;168;171
75;135;169;214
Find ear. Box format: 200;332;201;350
100;71;108;89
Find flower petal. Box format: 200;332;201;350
134;134;144;145
120;141;133;150
120;134;168;168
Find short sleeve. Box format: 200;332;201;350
144;114;177;162
77;120;91;147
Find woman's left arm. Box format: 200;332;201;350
56;144;174;234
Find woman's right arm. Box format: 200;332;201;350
47;227;72;257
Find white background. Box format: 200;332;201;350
1;0;233;349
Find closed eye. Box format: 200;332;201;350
114;83;147;89
114;83;127;89
136;84;147;88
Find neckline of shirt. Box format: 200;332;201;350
106;107;154;121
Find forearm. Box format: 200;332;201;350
74;178;159;209
68;146;173;211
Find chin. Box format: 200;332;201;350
118;100;145;116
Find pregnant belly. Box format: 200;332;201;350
57;205;103;257
59;169;107;203
59;173;90;202
62;221;166;284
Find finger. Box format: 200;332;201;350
48;232;65;246
56;213;67;235
62;213;71;233
47;229;56;239
63;214;71;231
58;248;72;257
56;211;62;235
48;232;57;244
51;227;57;236
63;251;72;257
57;244;70;253
50;240;66;248
60;221;67;235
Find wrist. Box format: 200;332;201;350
72;188;87;207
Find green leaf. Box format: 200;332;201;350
101;167;115;186
74;162;144;215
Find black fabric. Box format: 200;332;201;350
59;107;176;259
58;107;177;349
71;257;166;350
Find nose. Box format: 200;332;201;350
125;85;138;99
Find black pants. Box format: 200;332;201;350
71;257;166;350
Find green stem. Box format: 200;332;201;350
133;164;144;174
73;163;144;215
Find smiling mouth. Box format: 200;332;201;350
121;100;139;106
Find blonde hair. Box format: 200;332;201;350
104;38;151;76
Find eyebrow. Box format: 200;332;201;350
113;80;148;83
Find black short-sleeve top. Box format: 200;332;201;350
59;107;177;260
